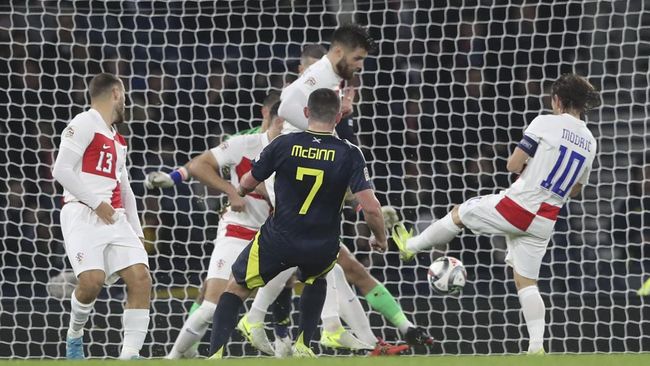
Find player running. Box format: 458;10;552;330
393;73;601;355
52;73;151;360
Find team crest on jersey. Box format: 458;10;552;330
75;252;84;264
304;77;317;86
216;259;226;270
64;126;75;138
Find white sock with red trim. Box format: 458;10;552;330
406;212;462;252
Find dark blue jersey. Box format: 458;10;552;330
251;129;372;249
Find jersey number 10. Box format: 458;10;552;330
540;144;586;198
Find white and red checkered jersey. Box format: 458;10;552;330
59;109;128;209
210;133;272;236
497;113;597;236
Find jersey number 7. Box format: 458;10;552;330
295;166;324;214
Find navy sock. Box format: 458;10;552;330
209;292;243;355
272;287;293;338
297;278;327;346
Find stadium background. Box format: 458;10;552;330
1;0;648;359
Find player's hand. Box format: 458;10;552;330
340;87;356;117
381;206;400;228
369;235;388;253
94;201;116;225
144;171;174;189
228;193;247;212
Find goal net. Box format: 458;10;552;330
1;0;648;359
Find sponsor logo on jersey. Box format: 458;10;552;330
102;144;111;149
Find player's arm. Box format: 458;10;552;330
506;147;529;174
237;172;261;197
186;151;246;211
119;168;145;241
278;84;310;130
53;147;116;224
354;188;387;252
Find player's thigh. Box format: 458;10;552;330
60;203;110;279
105;219;150;285
296;244;340;285
206;236;249;281
504;235;550;282
117;263;152;290
203;278;229;304
231;232;290;291
458;194;518;235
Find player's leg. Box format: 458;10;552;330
270;276;294;356
60;204;108;359
392;206;464;260
117;263;152;360
67;269;105;359
320;266;372;350
168;235;250;358
238;267;295;356
325;264;376;349
166;279;227;358
209;232;285;358
507;236;548;354
337;245;432;347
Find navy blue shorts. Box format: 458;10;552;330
231;230;339;290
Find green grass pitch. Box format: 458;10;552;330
2;354;649;366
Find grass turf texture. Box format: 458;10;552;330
1;354;649;366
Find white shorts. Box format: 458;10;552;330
206;228;252;281
60;203;148;285
458;194;550;280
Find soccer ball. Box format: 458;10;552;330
46;271;78;299
427;256;467;295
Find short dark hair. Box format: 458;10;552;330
307;88;340;123
331;24;376;52
263;90;281;108
551;74;601;113
269;101;281;121
301;44;327;61
89;73;122;100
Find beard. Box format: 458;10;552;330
113;104;125;124
335;58;357;81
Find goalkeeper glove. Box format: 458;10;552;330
144;167;189;189
381;206;400;228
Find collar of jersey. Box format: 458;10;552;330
306;129;334;136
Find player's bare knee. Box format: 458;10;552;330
513;271;537;291
77;271;105;297
125;267;152;291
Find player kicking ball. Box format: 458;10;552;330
52;73;152;359
208;89;388;358
393;73;601;355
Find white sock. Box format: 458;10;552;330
119;309;150;360
67;290;95;339
333;265;376;346
248;268;294;324
406;212;462;252
321;269;342;332
166;301;217;359
518;286;545;353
